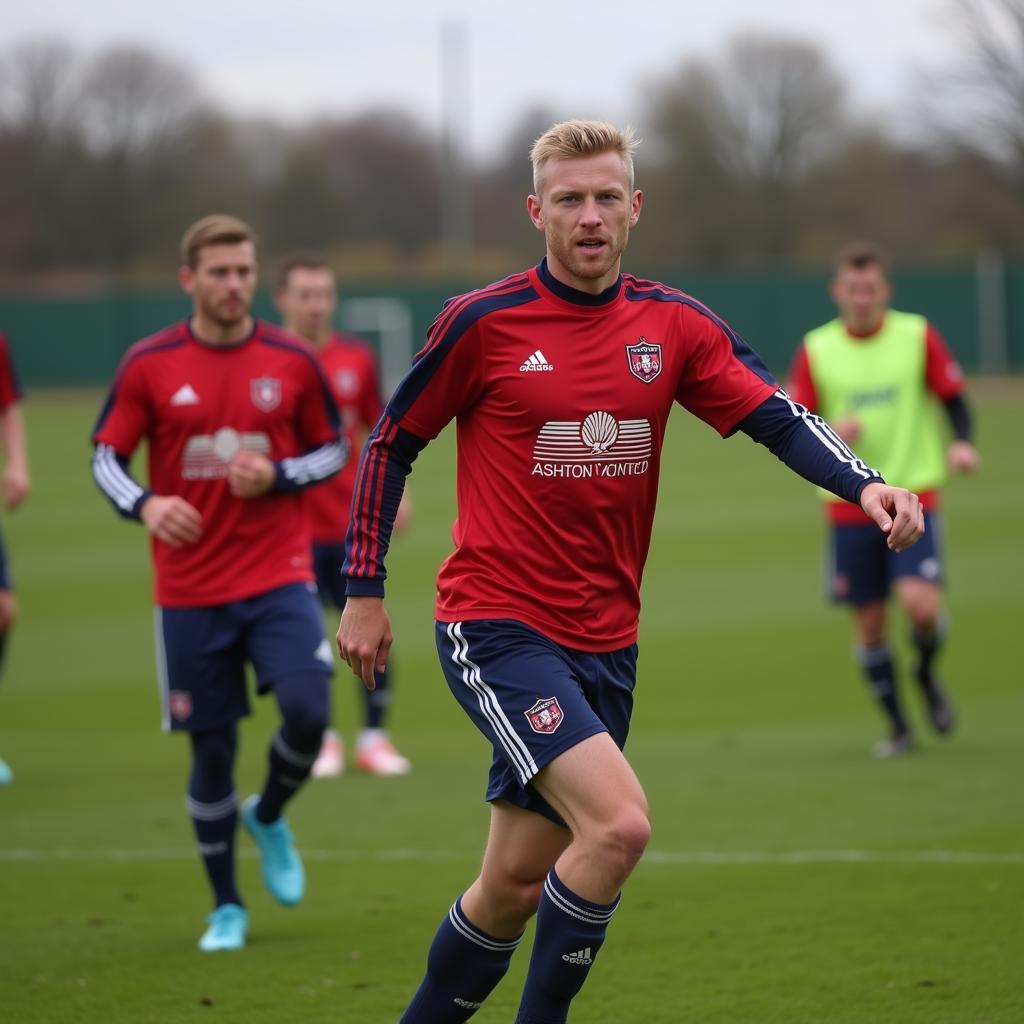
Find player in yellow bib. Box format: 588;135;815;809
788;241;980;757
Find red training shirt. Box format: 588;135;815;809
345;262;777;651
94;321;340;607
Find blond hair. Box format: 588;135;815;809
530;120;639;196
180;214;257;269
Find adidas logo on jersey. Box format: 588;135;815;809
170;383;200;406
520;349;554;372
562;946;593;965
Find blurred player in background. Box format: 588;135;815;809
338;121;924;1023
0;330;30;785
787;241;979;757
91;215;346;951
274;254;412;778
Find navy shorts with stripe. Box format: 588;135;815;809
829;510;944;605
436;618;638;826
156;582;333;733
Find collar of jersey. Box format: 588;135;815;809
535;258;622;308
186;318;259;350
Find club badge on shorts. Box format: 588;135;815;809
169;690;193;722
250;377;282;412
525;697;564;734
626;337;662;384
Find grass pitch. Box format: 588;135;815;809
0;383;1021;1022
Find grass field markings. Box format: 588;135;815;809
2;847;1022;864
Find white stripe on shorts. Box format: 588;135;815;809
446;622;538;785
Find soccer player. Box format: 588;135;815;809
787;241;979;757
0;330;30;786
337;121;925;1022
91;215;346;952
274;254;412;778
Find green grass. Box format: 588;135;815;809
0;383;1021;1023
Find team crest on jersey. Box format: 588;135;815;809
524;697;564;734
626;338;662;384
169;690;193;722
250;377;282;412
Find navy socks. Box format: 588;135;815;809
514;870;619;1024
188;728;240;908
400;897;523;1023
855;642;908;736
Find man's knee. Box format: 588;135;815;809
276;673;330;743
594;806;651;875
480;871;546;922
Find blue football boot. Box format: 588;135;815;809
198;903;248;952
241;795;305;906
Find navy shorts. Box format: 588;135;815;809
829;510;944;605
312;542;347;609
156;582;333;733
0;528;10;591
436;618;638;825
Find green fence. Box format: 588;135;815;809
2;263;1021;390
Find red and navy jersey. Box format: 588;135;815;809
344;261;779;651
0;332;23;410
92;320;343;608
307;332;384;544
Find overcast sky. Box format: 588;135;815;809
8;0;958;155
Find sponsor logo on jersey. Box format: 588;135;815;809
532;412;653;480
525;696;564;734
181;427;271;479
251;376;282;412
170;383;200;406
626;337;662;383
520;349;554;372
169;690;193;721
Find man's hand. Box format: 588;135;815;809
859;482;924;551
228;450;276;498
948;440;980;475
2;463;29;511
337;596;392;691
140;495;203;548
832;417;861;445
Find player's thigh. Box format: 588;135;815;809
530;731;648;839
312;544;347;609
156;605;248;732
245;582;333;691
830;523;889;605
436;619;611;792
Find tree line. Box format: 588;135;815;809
1;0;1022;282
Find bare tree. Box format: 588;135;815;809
937;0;1024;171
641;34;848;264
